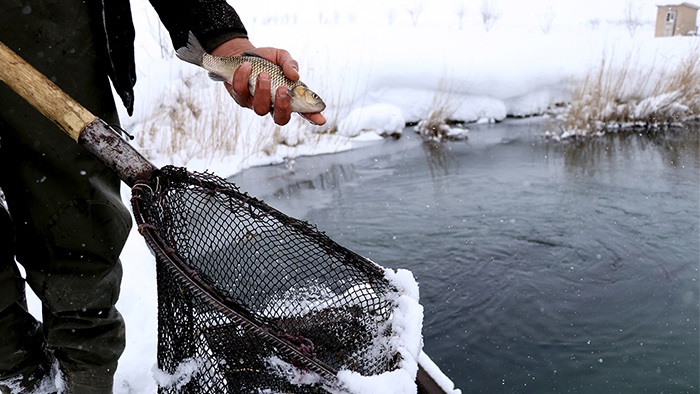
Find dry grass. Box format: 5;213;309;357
559;49;700;138
419;77;454;132
650;51;700;112
137;74;269;163
136;70;341;165
416;76;468;141
416;107;456;141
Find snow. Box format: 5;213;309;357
255;268;424;393
334;269;425;394
417;351;461;394
267;356;324;387
151;358;204;390
261;283;383;318
21;0;698;392
337;104;405;137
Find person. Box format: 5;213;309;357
0;0;325;393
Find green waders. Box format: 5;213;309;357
0;1;132;392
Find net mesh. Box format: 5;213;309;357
131;166;402;393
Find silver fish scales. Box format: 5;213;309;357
177;32;325;114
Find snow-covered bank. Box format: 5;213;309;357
121;0;698;174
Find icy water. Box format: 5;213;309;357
231;119;699;393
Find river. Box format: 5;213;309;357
230;118;699;393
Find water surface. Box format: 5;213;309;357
231;119;699;393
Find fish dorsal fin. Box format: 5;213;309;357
207;71;227;82
242;52;265;59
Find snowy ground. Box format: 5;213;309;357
24;0;698;392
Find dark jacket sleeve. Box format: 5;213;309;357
98;0;248;115
95;0;137;115
148;0;249;52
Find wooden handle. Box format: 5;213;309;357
0;41;96;141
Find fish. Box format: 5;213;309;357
176;32;326;114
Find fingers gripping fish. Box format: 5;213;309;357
176;32;326;114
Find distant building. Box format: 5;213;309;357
655;3;699;36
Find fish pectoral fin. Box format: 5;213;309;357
207;72;228;83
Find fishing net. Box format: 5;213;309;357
130;165;405;393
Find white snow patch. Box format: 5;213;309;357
261;282;381;318
267;356;324;387
418;351;462;394
151;358;204;390
337;104;405;137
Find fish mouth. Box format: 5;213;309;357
292;101;326;114
311;101;327;112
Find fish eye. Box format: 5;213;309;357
311;93;319;99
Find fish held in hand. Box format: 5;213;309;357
176;32;326;114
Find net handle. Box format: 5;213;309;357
0;40;95;141
0;40;156;185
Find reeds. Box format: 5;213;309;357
416;76;468;141
137;73;255;164
135;69;345;167
558;49;700;139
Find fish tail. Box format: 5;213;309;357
176;31;205;66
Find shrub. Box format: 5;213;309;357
556;49;700;139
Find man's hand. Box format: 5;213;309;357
211;38;326;126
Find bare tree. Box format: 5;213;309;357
386;8;398;25
588;18;601;30
622;1;644;37
480;0;502;32
406;3;424;27
539;4;555;34
455;3;467;30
